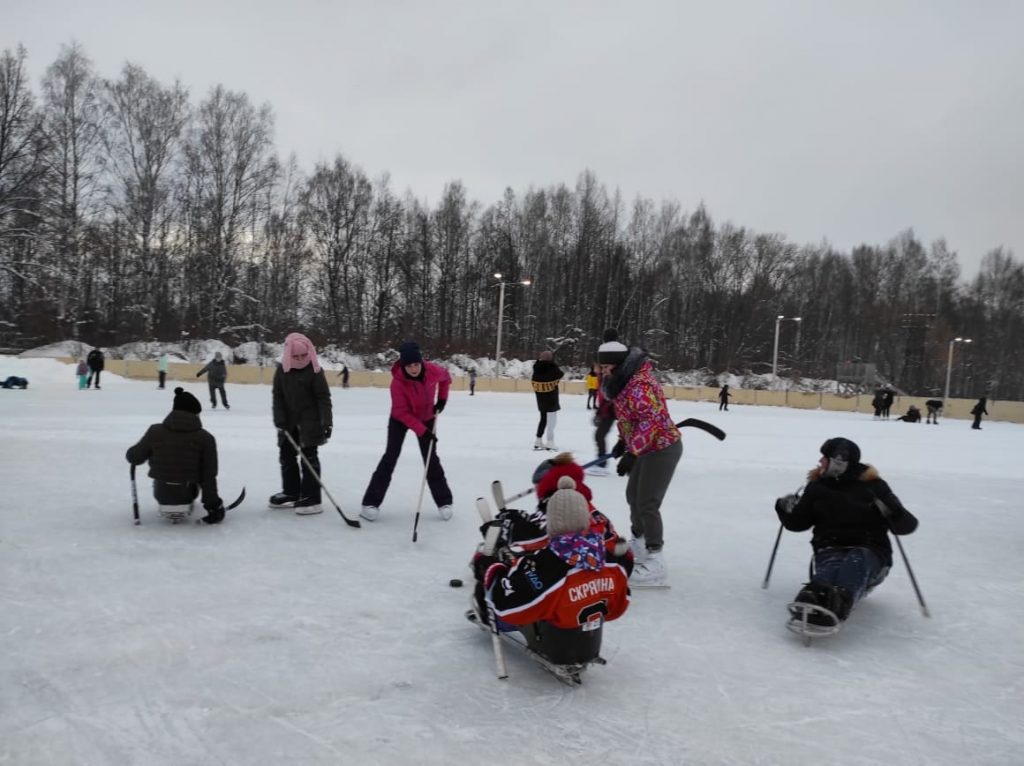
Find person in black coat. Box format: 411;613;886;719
896;405;921;423
971;397;988;430
718;384;731;411
774;437;918;625
881;388;894;419
125;387;224;523
531;350;563;450
270;333;332;514
196;351;229;409
925;399;943;424
86;348;105;389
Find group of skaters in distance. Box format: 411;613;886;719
120;328;957;646
889;395;989;429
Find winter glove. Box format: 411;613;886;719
202;499;225;525
617;452;636;476
420;430;438;447
483;562;508;590
775;494;798;515
319;425;332;446
611;439;627;459
434;399;447;414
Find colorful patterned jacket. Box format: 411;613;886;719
606;352;679;456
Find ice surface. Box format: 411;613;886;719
1;357;1022;765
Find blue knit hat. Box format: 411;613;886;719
399;340;423;365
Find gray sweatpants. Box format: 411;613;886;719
625;439;682;550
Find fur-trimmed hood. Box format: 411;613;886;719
807;463;880;483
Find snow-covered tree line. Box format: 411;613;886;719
1;43;1022;398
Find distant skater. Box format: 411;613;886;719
718;384;731;411
971;397;988;430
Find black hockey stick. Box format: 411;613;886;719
874;498;930;618
279;428;360;528
131;464;140;525
676;418;726;441
226;487;246;510
762;485;803;588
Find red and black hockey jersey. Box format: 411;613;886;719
487;533;631;630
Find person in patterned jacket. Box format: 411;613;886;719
484;476;631;637
599;340;681;586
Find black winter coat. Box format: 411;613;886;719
125;411;219;506
777;464;918;567
87;350;104;371
272;364;332;447
531;359;563;413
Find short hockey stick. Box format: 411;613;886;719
131;464;140;525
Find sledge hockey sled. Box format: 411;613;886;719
786;601;842;645
158;503;195;524
466;608;606;685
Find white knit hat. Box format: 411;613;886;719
597;340;628;366
545;476;590;536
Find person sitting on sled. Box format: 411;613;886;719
774;437;918;625
126;387;224;524
483;476;631;637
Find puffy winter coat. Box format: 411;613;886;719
531;359;563;413
778;464;918;567
87;350;104;371
388;360;451;436
487;533;631;630
197;358;227;383
125;411;219;506
603;350;679;456
272;364;333;447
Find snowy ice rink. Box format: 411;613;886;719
1;357;1022;765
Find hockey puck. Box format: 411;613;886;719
449;578;464;588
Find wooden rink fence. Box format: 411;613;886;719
60;358;1024;424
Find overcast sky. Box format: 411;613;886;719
5;0;1022;276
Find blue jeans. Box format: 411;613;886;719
812;547;885;602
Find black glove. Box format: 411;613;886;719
611;440;626;459
434;399;447;414
775;494;798;515
195;372;201;378
617;452;636;476
421;430;438;446
319;425;332;445
202;499;225;524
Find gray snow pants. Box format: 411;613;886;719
625;439;682;550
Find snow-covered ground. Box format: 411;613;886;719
1;356;1021;765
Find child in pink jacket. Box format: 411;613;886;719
360;340;453;522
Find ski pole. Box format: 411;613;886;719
279;428;360;528
412;418;439;543
130;464;140;525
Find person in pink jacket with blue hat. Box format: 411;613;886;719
360;340;454;522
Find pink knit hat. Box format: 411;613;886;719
282;332;321;373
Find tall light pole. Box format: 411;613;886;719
493;273;531;378
772;315;802;383
944;337;972;402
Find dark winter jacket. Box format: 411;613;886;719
531;359;563;413
389;360;451;436
87;350;104;371
197;359;227;384
125;411;219;507
778;464;918;568
272;363;333;447
971;398;988;416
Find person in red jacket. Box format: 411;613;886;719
360;340;453;521
484;476;631;635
